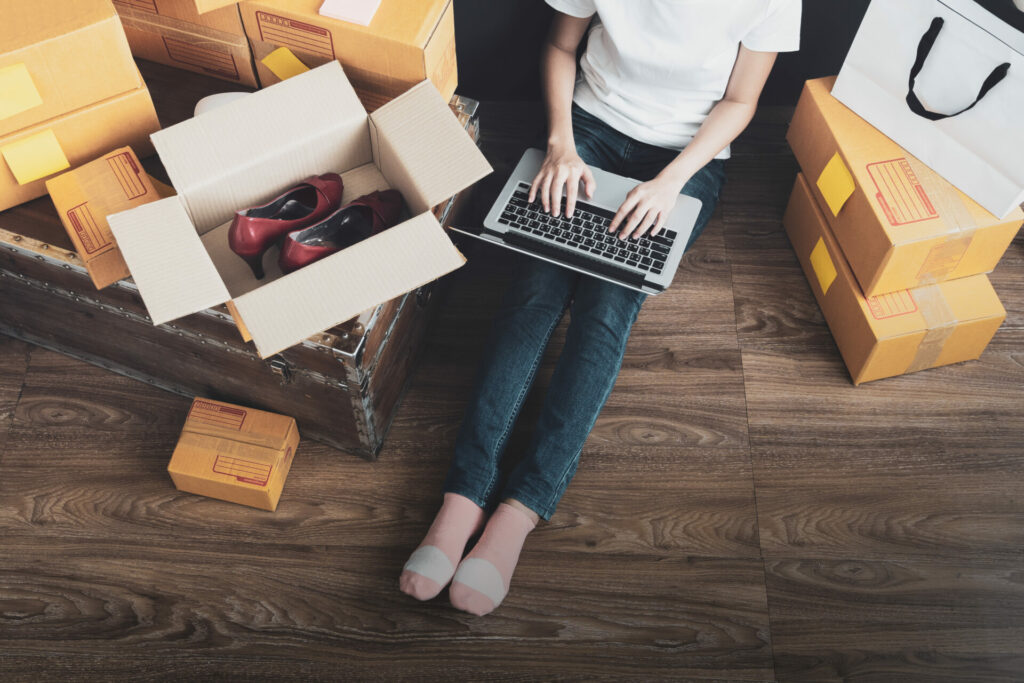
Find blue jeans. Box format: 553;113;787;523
442;103;726;520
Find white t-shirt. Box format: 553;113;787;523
546;0;802;158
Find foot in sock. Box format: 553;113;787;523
399;493;486;601
449;501;537;616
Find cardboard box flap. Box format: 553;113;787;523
2;0;117;52
233;211;465;357
369;80;492;214
108;198;231;324
151;62;371;234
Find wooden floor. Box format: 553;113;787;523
2;97;1023;682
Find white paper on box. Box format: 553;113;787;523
108;198;231;324
832;0;1024;218
319;0;383;26
233;212;465;357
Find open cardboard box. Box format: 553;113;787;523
109;61;491;358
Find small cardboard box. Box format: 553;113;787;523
785;173;1005;385
0;85;161;213
168;398;300;511
0;0;143;137
46;147;162;289
787;77;1023;297
115;1;258;87
241;0;457;111
108;61;491;359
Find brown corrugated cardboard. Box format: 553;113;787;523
108;62;491;358
168;397;300;511
787;77;1023;297
46;147;162;289
114;0;247;35
116;3;258;86
241;0;457;111
0;0;142;137
0;86;161;213
785;173;1005;385
192;0;238;13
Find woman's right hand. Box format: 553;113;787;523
528;144;597;218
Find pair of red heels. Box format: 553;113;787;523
227;173;405;279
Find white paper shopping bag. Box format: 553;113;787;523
833;0;1024;218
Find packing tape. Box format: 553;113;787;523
906;157;977;284
0;63;43;121
905;283;957;374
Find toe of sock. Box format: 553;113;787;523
399;570;443;601
449;581;497;616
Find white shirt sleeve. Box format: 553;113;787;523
742;0;802;53
545;0;597;18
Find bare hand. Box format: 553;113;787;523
528;145;597;218
608;175;685;240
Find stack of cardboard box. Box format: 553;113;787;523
111;0;458;112
785;77;1024;384
242;0;457;111
113;0;259;87
0;0;161;212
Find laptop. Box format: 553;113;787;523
450;148;703;295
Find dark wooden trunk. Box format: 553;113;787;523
0;63;480;459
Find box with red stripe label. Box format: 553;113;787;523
785;173;1005;385
168;398;300;510
115;2;258;87
45;146;163;289
241;0;456;111
787;77;1022;297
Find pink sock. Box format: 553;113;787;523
450;502;537;616
399;493;486;601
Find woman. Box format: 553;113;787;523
401;0;801;616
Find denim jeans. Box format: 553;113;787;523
442;103;726;520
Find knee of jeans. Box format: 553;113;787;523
570;298;642;349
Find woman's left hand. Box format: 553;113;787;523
608;175;687;240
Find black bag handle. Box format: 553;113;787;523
906;17;1011;121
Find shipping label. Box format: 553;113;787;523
66;204;111;255
190;400;247;431
213;454;272;486
106;151;149;200
163;36;240;80
256;12;335;59
866;290;918;320
867;158;939;226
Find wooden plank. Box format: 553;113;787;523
0;335;31;457
741;347;1024;451
766;557;1024;682
0;540;774;681
752;447;1024;560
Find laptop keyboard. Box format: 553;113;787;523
496;183;677;277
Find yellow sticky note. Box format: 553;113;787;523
816;152;855;217
261;48;310;81
809;237;837;295
2;129;70;185
0;63;44;121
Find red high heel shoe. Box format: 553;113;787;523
278;190;405;274
228;173;344;279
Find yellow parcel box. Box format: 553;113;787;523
168;398;300;511
0;0;143;137
787;77;1023;297
785;173;1005;385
